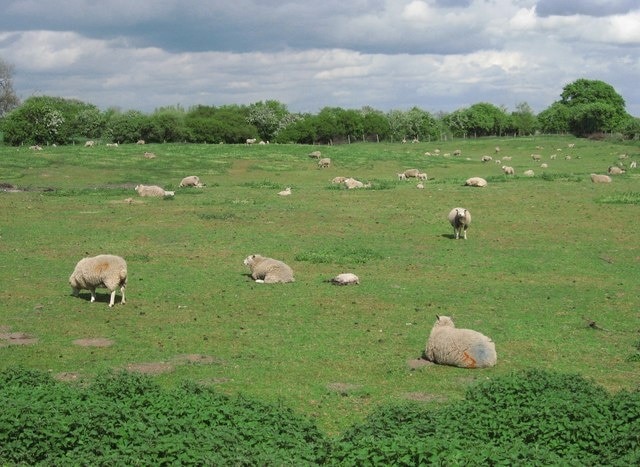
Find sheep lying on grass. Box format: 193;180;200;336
278;187;292;196
608;166;625;175
448;207;471;240
344;178;370;189
425;315;496;368
523;169;535;177
465;177;487;187
179;175;204;187
135;184;174;197
69;254;127;307
329;273;360;285
243;254;295;283
331;176;347;184
590;174;612;183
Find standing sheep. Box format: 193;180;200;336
425;315;496;368
69;254;127;307
448;207;471;240
403;168;420;178
318;158;331;168
590;174;612;183
179;175;204;187
502;166;515;175
243;254;295;284
308;150;322;158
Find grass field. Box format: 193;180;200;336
1;135;639;434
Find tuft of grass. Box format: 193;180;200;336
596;191;640;205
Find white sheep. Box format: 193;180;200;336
540;163;548;169
523;169;535;177
343;178;370;189
69;254;127;307
630;161;637;169
29;145;43;150
246;138;257;145
136;139;146;145
501;156;512;162
416;183;424;189
143;152;156;159
425;315;497;369
531;154;542;161
278;187;292;196
106;143;119;147
417;172;428;180
135;184;174;197
308;150;322;159
84;140;95;147
330;273;360;285
403;168;420;178
179;175;204;187
481;155;492;163
318;158;331;168
464;177;487;188
453;149;462;156
331;176;347;184
502;166;515;175
448;207;471;240
608;166;625;175
590;174;612;183
243;254;294;283
397;173;407;180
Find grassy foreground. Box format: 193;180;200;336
1;136;639;434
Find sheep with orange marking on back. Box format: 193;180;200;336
425;315;496;368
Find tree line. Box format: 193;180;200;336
1;58;638;146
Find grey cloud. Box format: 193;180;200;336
536;0;639;17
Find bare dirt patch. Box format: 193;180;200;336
0;328;38;346
73;338;114;347
55;372;82;382
402;392;448;402
125;362;175;375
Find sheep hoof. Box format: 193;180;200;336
255;279;265;284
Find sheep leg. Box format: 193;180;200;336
89;289;96;303
120;286;126;305
108;290;116;307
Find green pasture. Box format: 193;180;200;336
1;136;638;434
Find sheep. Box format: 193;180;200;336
481;155;492;163
453;149;462;156
243;254;294;284
448;207;471;240
494;146;501;154
591;174;612;183
417;172;428;180
608;166;625;175
523;169;535;177
246;138;257;145
317;158;331;168
530;154;542;161
29;145;43;150
135;184;174;197
143;152;156;159
330;273;360;285
69;254;127;307
278;187;292;196
106;143;119;147
549;154;557;160
331;176;347;184
84;140;95;147
308;150;322;159
343;177;370;189
630;161;637;169
464;177;487;188
179;175;204;187
564;155;572;160
397;173;407;180
416;183;424;189
502;166;515;175
403;168;420;178
540;163;548;169
501;156;512;161
136;139;146;145
568;143;575;148
425;315;497;369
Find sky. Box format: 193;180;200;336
1;0;639;116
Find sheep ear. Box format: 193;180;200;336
436;314;440;320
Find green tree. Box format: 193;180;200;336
0;58;20;117
511;102;538;136
537;102;571;134
247;100;288;142
148;106;188;143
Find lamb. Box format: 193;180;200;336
464;177;487;187
278;187;292;196
590;174;612;183
329;273;360;285
243;254;294;284
308;150;322;159
29;145;43;150
69;254;127;307
179;175;204;187
502;166;515;175
417;172;428;180
403;168;420;178
425;315;496;369
246;138;257;145
136;139;146;145
453;149;462;156
84;140;95;147
416;183;424;189
397;173;407;180
448;207;471;240
531;154;542;161
135;184;174;197
540;163;548;169
481;155;492;163
608;166;625;175
318;158;331;168
523;169;535;177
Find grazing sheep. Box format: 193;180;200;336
531;154;542;161
278;187;292;196
608;166;625;175
179;175;204;187
591;174;612;183
448;207;471;240
550;154;557;160
403;168;420;178
308;150;322;159
568;143;575;148
465;177;487;188
136;139;146;145
135;184;174;197
453;149;462;156
417;172;428;180
425;315;497;369
69;254;127;307
397;173;407;180
246;138;257;145
84;140;95;147
318;158;331;168
481;155;492;163
494;146;501;154
243;254;294;284
330;273;360;285
523;169;535;177
564;155;572;160
502;166;515;175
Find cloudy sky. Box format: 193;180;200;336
1;0;639;116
